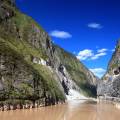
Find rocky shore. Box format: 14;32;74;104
97;96;120;110
0;99;65;111
97;96;120;103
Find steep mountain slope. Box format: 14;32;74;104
97;40;120;98
54;45;97;96
0;0;97;107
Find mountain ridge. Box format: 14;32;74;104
97;40;120;98
0;0;97;110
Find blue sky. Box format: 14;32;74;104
16;0;120;78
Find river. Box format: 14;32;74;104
0;100;119;120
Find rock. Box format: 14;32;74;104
10;105;14;110
97;40;120;100
3;104;9;111
0;0;97;110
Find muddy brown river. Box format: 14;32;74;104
0;100;119;120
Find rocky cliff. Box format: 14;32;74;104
97;40;120;98
0;0;97;108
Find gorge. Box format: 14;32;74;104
0;1;120;120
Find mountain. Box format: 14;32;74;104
97;40;120;98
0;0;97;108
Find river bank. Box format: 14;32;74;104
0;99;66;111
97;96;120;109
0;100;120;120
97;96;120;102
0;99;97;111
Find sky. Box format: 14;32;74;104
16;0;120;78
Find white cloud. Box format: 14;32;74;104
77;48;107;61
87;23;103;29
76;49;93;60
91;52;107;60
49;30;72;39
97;48;108;53
89;68;106;78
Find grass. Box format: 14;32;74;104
0;1;96;102
54;45;97;97
0;4;66;101
0;37;65;101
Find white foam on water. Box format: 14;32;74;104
66;89;87;101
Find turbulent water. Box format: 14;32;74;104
0;100;120;120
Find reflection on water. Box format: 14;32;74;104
0;100;120;120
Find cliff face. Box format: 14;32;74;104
97;40;120;97
0;0;97;106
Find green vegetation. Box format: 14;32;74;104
0;0;96;106
0;8;65;102
0;38;65;102
54;45;96;97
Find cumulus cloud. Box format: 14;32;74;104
76;49;93;60
77;48;107;61
97;48;108;53
89;68;106;78
87;23;103;29
91;52;107;60
49;30;72;39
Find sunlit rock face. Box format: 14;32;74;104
97;40;120;98
0;0;97;106
97;75;120;97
